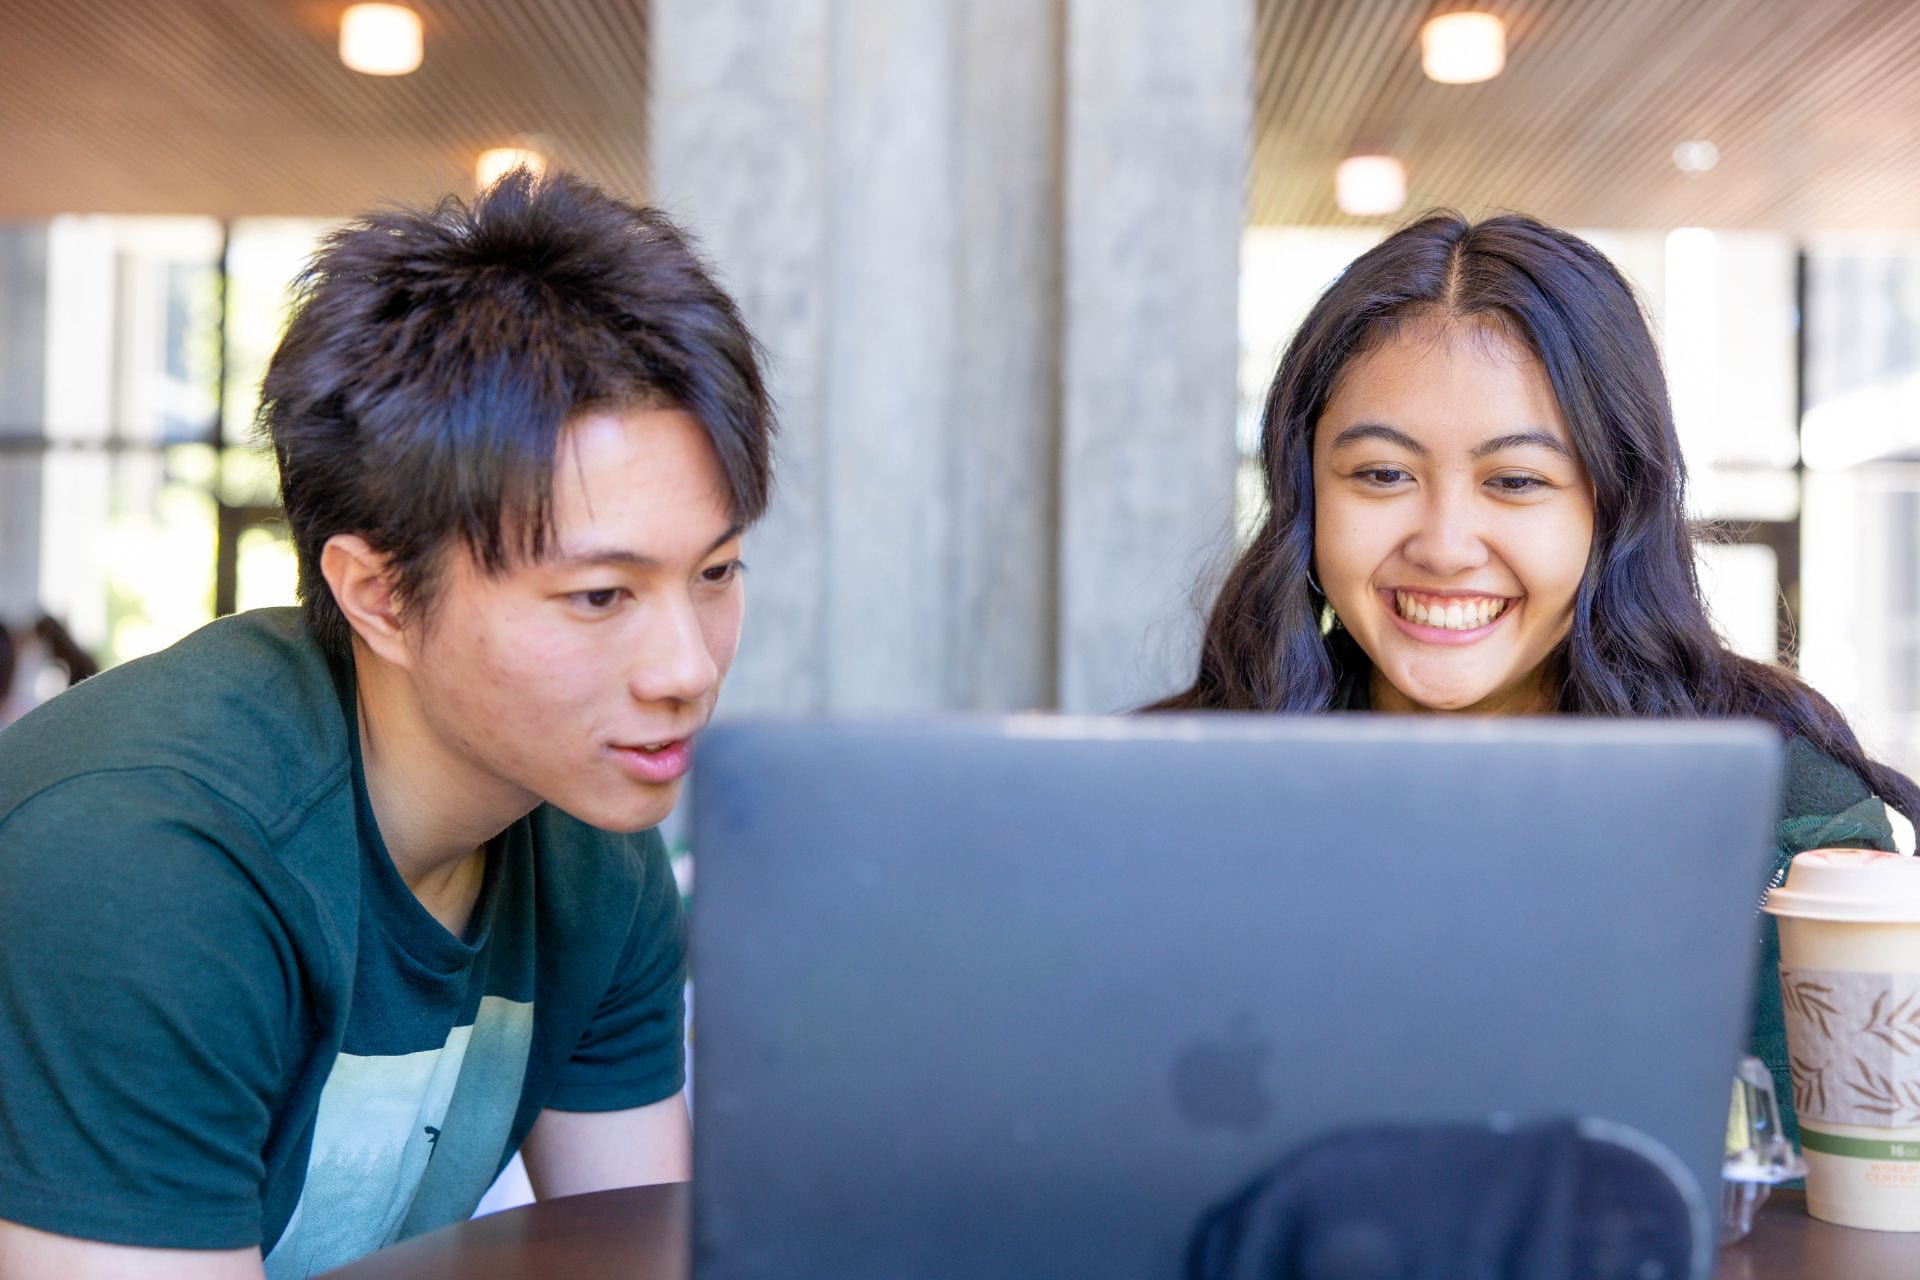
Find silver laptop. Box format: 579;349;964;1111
689;715;1781;1278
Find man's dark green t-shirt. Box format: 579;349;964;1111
0;609;686;1276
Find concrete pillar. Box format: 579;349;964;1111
816;1;962;712
1059;0;1249;712
651;0;1248;715
0;227;49;620
947;0;1065;711
649;2;833;714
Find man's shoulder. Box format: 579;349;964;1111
0;608;353;839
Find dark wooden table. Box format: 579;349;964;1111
1717;1190;1920;1279
326;1184;1918;1279
325;1183;687;1279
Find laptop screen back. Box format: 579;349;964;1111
690;715;1780;1279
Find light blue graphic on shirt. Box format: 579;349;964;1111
264;995;534;1280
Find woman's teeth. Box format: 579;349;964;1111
1393;592;1509;631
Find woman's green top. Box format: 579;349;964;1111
1330;667;1898;1142
1753;735;1897;1140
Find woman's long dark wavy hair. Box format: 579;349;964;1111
1151;211;1919;826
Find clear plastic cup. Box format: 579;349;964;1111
1720;1054;1805;1243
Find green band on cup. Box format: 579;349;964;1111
1800;1128;1920;1161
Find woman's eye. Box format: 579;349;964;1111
1356;467;1411;486
1489;474;1548;494
572;588;624;610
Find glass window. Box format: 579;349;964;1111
1;215;326;695
1799;236;1920;779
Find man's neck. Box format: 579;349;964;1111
349;641;535;909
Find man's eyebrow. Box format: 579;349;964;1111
1325;422;1427;455
548;525;743;568
1469;430;1573;460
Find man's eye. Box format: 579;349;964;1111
701;559;746;584
573;588;623;610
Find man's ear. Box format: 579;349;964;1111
320;534;414;670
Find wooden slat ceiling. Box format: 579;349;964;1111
1;0;651;217
1254;0;1920;229
2;2;1918;229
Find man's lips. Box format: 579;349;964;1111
609;736;696;784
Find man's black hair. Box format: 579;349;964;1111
261;168;774;659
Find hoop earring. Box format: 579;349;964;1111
1306;563;1342;633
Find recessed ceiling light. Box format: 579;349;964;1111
1336;155;1407;217
339;4;423;77
1673;140;1720;173
1421;12;1506;84
477;146;548;191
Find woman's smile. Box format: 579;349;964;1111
1386;588;1514;632
1380;589;1519;649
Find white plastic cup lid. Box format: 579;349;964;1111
1762;849;1920;923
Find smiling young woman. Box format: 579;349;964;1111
1149;211;1919;1138
1311;315;1594;717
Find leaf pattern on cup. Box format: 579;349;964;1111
1782;975;1840;1037
1790;1053;1829;1117
1860;989;1920;1056
1845;1057;1920;1124
1778;968;1920;1127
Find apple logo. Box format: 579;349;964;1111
1171;1014;1275;1132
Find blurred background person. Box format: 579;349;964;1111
0;614;97;728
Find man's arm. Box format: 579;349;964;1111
0;1219;264;1279
516;1091;692;1199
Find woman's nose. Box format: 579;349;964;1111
1401;490;1490;577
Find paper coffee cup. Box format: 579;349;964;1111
1764;849;1920;1231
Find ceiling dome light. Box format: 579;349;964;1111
339;4;423;77
1420;12;1506;84
1336;155;1407;217
1673;139;1720;173
476;146;548;191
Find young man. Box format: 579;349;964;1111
0;170;773;1279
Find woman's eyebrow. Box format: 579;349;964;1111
1469;429;1572;460
1326;422;1572;460
1326;422;1426;454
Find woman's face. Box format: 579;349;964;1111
1311;316;1595;714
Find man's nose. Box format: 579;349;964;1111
629;595;720;704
